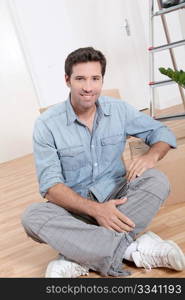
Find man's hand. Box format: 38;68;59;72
94;198;135;233
126;152;158;182
126;141;171;182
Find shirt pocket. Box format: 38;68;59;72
101;134;125;163
58;145;86;171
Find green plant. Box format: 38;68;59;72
159;67;185;88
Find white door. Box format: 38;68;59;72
93;0;149;110
9;0;149;110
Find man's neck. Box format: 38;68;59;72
74;105;96;132
77;105;96;121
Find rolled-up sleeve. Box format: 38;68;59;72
33;119;65;197
124;102;177;148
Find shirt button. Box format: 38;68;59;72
91;144;94;148
94;162;98;167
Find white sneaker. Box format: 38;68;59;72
45;254;89;278
132;231;185;271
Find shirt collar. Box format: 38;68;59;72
97;97;111;116
66;94;111;126
66;95;78;125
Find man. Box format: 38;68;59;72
22;47;185;277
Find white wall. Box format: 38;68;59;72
0;0;39;163
179;8;185;38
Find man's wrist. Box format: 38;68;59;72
146;149;160;163
86;199;100;218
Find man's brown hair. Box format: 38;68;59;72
65;47;106;78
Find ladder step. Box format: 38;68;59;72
153;2;185;16
148;39;185;52
149;79;175;87
154;113;185;122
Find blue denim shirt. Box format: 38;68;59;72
33;96;176;202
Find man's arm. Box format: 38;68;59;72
45;183;99;217
126;141;171;182
45;183;135;233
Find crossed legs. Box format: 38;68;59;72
21;168;170;276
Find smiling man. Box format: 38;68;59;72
65;61;103;131
21;47;185;278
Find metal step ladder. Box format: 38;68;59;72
149;0;185;121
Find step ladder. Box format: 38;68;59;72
149;0;185;121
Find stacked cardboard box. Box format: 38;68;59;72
126;137;185;206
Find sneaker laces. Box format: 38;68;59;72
59;261;89;277
55;255;89;277
140;251;172;271
72;264;89;277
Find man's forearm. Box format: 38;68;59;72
45;183;98;217
45;183;133;233
147;141;171;162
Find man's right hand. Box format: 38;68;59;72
93;198;135;233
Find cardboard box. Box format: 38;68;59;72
126;138;185;206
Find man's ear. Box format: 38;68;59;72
65;74;71;87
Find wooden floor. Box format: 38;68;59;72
0;104;185;278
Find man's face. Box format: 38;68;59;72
65;61;103;111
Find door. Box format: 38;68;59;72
92;0;149;110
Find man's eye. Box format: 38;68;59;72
93;77;99;81
76;78;83;80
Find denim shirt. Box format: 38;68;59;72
33;96;176;202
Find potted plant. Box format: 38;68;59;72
159;67;185;88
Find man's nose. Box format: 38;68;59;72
82;81;92;92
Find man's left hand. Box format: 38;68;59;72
126;152;158;182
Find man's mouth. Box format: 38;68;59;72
80;94;94;96
80;94;94;99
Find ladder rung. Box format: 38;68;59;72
149;79;175;87
153;2;185;16
154;113;185;121
148;40;185;52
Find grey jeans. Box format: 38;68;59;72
21;168;170;277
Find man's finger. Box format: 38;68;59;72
127;167;138;181
128;158;140;171
116;211;135;228
110;222;125;233
112;217;133;232
135;167;146;177
114;198;127;205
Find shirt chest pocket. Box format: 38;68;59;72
58;146;86;171
101;134;125;163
